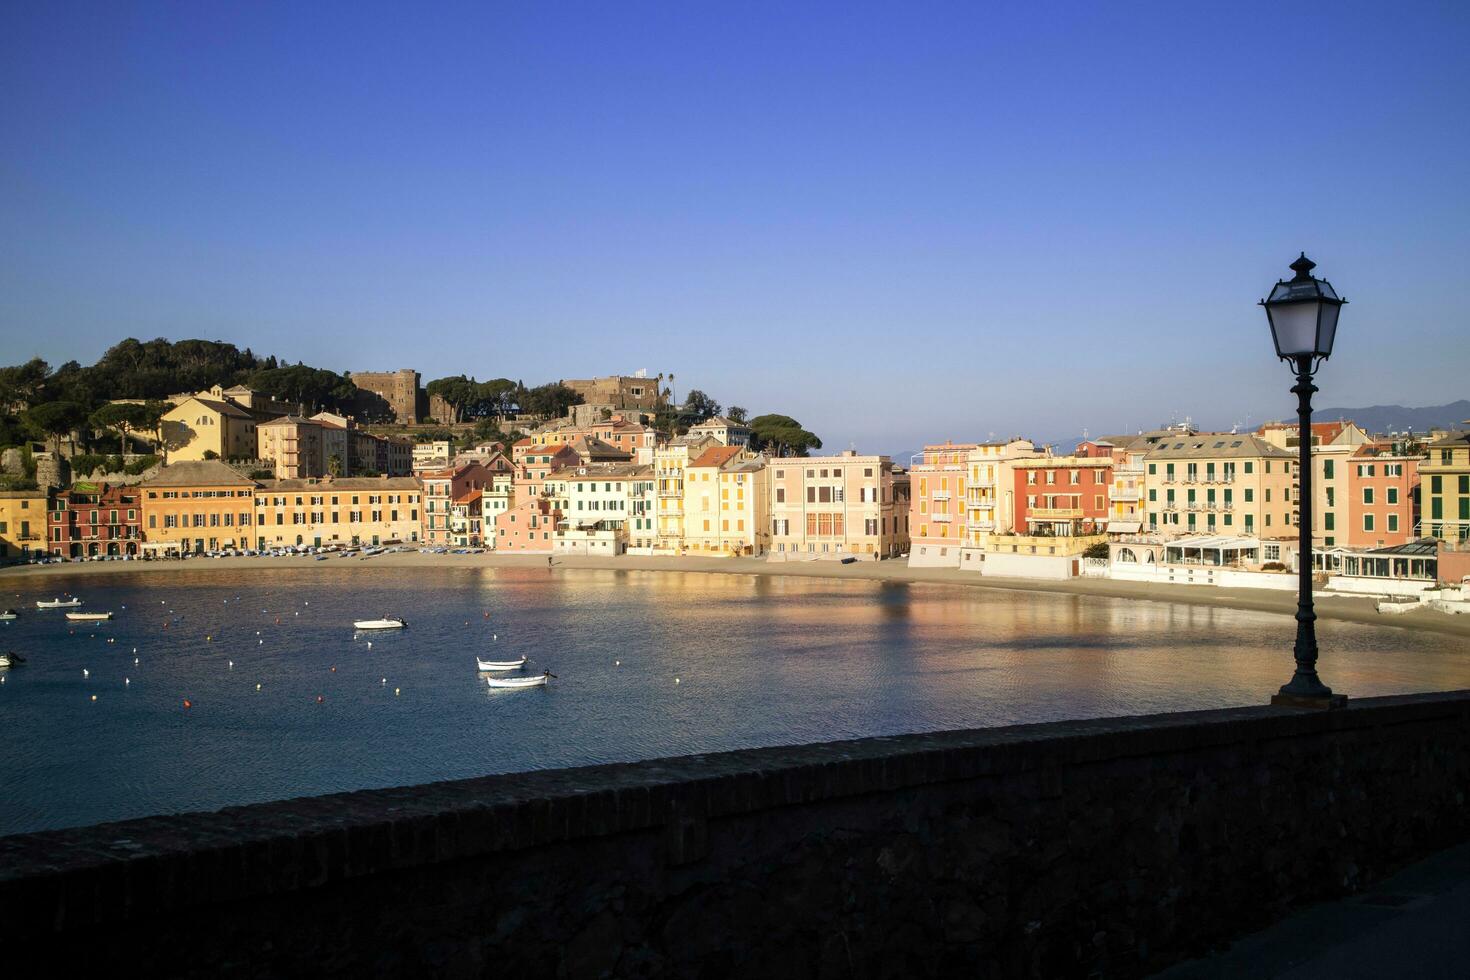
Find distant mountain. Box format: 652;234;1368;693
1311;400;1470;435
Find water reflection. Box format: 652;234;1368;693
0;566;1465;836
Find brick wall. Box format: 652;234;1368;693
2;691;1467;977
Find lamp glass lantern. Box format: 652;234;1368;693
1260;253;1346;364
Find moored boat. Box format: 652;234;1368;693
0;653;23;668
476;655;527;671
354;618;406;630
36;598;82;609
0;609;19;621
66;611;113;621
486;670;555;689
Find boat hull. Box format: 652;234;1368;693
486;675;548;689
477;657;527;671
354;620;405;630
65;612;112;621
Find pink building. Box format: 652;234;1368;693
494;497;560;552
420;462;493;545
908;442;977;568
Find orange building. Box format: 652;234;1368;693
1343;444;1421;548
493;497;560;552
140;460;259;554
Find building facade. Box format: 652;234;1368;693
420;462;494;546
0;489;47;559
138;461;258;554
350;369;422;423
1420;428;1470;543
768;451;906;559
254;477;421;549
1342;445;1421;548
257;416;327;479
493;497;559;552
909;442;976;568
1143;434;1296;539
160;396;260;462
1011;454;1113;536
682;447;769;556
47;483;144;558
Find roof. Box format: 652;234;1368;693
1362;538;1440;557
453;490;483;504
691;416;748;429
1164;535;1264;551
1146;434;1293;460
141;460;259;488
258;477;419;491
177;396;254;420
258;415;323;427
1427;431;1470;448
690;445;745;469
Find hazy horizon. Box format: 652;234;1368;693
4;2;1467;453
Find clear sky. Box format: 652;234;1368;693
3;1;1467;455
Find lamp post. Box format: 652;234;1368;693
1261;253;1348;708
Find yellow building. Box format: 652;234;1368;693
960;439;1043;564
1143;433;1296;539
159;396;261;462
254;476;423;549
1420;427;1470;543
682;446;769;556
0;489;48;559
652;435;717;553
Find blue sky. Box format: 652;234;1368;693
2;1;1467;455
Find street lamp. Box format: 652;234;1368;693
1261;253;1348;708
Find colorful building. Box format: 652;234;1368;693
767;451;907;559
420;463;494;546
682;447;769;556
0;489;48;560
493;497;560;552
1420;427;1470;544
651;435;718;553
908;442;976;568
257;416;327;479
1143;434;1296;539
686;416;752;448
958;439;1044;569
1342;444;1421;548
159;395;261;462
47;483;144;558
138;461;257;554
254;476;422;549
1011;454;1113;536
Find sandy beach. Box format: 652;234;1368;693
4;549;1468;640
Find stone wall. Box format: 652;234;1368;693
2;692;1467;978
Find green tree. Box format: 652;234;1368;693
90;402;153;455
521;383;583;419
25;401;87;456
683;389;721;423
726;405;748;424
0;358;50;412
748;414;823;457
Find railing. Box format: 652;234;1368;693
931;513;952;522
1028;507;1083;520
1110;488;1140;501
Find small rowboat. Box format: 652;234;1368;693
477;656;527;671
0;609;19;621
66;611;113;622
0;653;24;668
486;671;555;689
37;598;82;609
354;618;406;630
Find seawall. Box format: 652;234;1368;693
2;691;1468;978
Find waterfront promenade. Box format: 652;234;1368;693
4;550;1469;640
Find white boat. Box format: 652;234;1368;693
486;671;554;689
0;653;22;668
66;611;113;621
476;655;526;671
354;618;406;630
1375;599;1421;614
0;609;18;621
36;598;82;609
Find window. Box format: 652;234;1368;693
1387;487;1398;505
1323;459;1334;480
1362;487;1374;505
1388;514;1398;533
1244;462;1254;474
1363;514;1375;532
1324;513;1334;531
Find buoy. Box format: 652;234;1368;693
134;657;139;665
394;687;400;696
90;694;97;702
132;647;137;654
367;641;372;649
228;660;234;669
615;660;621;666
183;699;192;709
316;695;325;704
82;668;89;678
256;683;261;691
675;677;681;684
380;678;386;685
125;678;130;686
207;635;212;641
330;666;336;673
259;639;263;645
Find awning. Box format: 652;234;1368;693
1166;535;1261;551
1108;521;1142;533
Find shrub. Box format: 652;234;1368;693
70;453;108;476
1083;541;1110;559
249;468;275;480
202;449;219;460
123;455;160;475
1261;561;1287;572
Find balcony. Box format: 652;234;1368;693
1110;487;1141;501
966;519;995;531
1029;507;1083;520
932;512;953;522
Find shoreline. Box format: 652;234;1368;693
5;551;1469;640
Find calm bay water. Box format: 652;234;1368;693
1;565;1466;836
